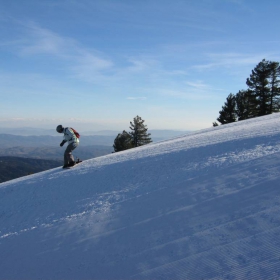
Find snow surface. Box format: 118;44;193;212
1;114;280;279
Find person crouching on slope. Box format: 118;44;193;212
56;125;79;168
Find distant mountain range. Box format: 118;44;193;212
0;134;115;148
0;129;190;149
0;127;189;138
0;127;58;136
0;145;113;160
0;129;189;163
0;156;62;183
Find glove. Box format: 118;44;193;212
60;141;66;147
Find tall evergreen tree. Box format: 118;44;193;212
268;61;280;113
214;59;280;127
216;93;237;124
246;59;271;116
235;89;256;120
129;115;152;147
113;130;133;152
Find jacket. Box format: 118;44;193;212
63;127;79;144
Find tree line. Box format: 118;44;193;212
113;59;280;151
113;115;152;152
214;59;280;126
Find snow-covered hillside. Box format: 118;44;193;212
1;114;280;280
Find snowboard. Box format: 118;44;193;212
63;158;82;169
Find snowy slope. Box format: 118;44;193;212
1;114;280;279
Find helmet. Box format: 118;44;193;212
56;125;64;133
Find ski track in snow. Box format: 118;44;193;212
1;114;280;279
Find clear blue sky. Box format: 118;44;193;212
1;0;280;132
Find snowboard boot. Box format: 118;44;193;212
68;161;76;167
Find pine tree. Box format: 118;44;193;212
216;93;237;124
246;59;271;116
129;115;152;147
235;89;256;120
113;130;133;152
214;59;280;127
268;61;280;113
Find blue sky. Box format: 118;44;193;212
1;0;280;132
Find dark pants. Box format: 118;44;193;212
64;142;78;165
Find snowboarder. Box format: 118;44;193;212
56;125;80;168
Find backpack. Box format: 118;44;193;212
71;127;80;139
